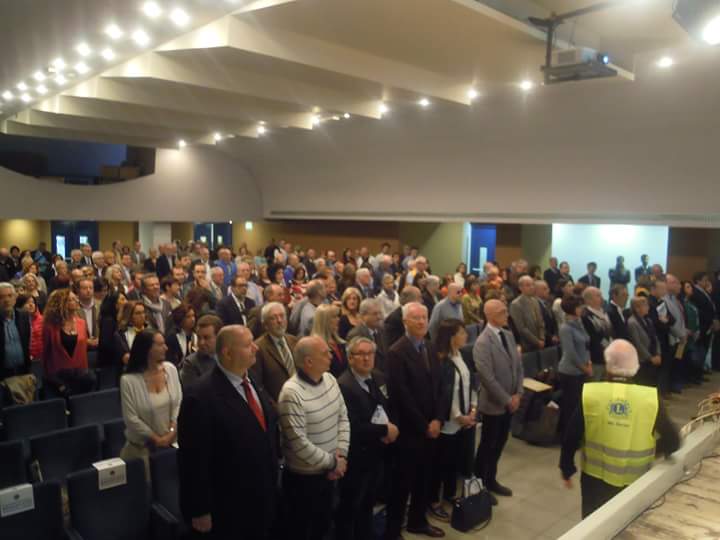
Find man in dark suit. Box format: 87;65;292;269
178;325;278;539
337;336;398;540
156;243;176;279
251;302;298;409
543;257;561;296
248;284;285;340
634;254;651;282
534;280;559;347
347;298;388;374
578;262;601;288
607;284;630;340
609;256;631;289
383;286;421;351
384;302;445;539
216;275;256;327
691;272;718;373
0;283;31;405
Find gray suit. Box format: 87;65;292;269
473;325;524;416
627;315;659;365
509;294;545;352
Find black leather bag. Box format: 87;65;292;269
450;479;492;532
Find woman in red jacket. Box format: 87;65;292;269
16;294;44;362
42;288;96;396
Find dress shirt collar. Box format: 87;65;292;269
406;333;424;351
350;367;372;392
216;359;250;391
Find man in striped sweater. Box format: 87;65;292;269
278;335;351;540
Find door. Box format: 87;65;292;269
50;221;99;259
469;224;497;275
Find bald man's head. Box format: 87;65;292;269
216;325;257;375
484;299;508;328
447;283;463;303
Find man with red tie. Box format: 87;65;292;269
178;325;278;539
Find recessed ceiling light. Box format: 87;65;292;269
76;43;92;57
379;103;389;115
702;15;720;45
311;115;321;126
170;8;190;27
257;125;267;135
105;24;124;40
20;93;32;103
2;91;14;101
343;113;350;119
52;58;67;72
468;88;479;100
332;115;340;121
519;80;534;91
657;56;674;68
17;82;28;91
54;74;68;86
101;48;116;61
178;139;187;148
33;71;46;82
74;62;90;75
36;84;48;95
132;29;151;47
214;132;223;142
142;1;163;18
418;98;430;107
259;120;266;125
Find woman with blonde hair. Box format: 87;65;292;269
311;303;347;377
338;286;362;339
42;288;96;396
20;272;47;313
104;264;126;295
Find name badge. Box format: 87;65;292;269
371;405;389;425
93;458;127;491
0;484;34;517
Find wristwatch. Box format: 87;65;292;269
169;427;175;433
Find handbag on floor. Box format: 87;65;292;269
450;477;492;532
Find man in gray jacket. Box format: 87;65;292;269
473;299;524;502
509;276;545;352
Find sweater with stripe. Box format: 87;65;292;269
278;370;350;475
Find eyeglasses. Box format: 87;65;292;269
350;351;374;358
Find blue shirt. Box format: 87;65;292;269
214;260;237;288
3;314;25;370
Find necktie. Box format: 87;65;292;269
499;331;511;357
277;337;295;375
418;342;430;371
185;334;193;357
366;377;381;402
241;379;267;431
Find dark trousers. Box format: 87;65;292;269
668;344;684;392
474;412;512;488
658;345;673;394
689;343;706;382
580;472;624;518
335;461;382;540
634;362;658;388
384;440;436;539
282;470;334;540
558;373;585;435
52;368;96;395
430;432;462;504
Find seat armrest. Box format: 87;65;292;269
151;502;179;540
65;527;85;540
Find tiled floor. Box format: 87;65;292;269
403;373;719;540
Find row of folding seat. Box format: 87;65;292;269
1;451;183;540
521;346;560;379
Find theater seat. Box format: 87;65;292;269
0;481;65;540
0;440;26;489
69;389;121;427
2;398;68;458
522;351;540;379
29;424;102;484
102;419;126;459
66;458;177;540
539;346;560;371
149;448;187;537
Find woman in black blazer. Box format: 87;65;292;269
165;304;197;367
112;301;147;369
98;290;127;367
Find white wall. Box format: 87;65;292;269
0;146;262;222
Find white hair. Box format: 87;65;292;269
425;275;440;287
261;301;285;325
402;301;427;319
604;339;640;378
356;268;371;278
92;251;104;260
359;298;381;316
0;282;17;294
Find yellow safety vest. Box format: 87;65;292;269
581;382;658;488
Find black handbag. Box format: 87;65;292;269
450;479;492;532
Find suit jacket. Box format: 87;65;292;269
543;267;562;294
0;309;31;381
165;331;197;368
156;255;175;279
178;366;278;539
473;326;523;416
509;294;545;352
347;323;388;374
338;369;391;470
648;295;676;353
251;333;298;407
386;335;444;450
143;258;158;274
216;294;255;327
383;306;405;351
627;314;659;365
130;250;146;265
143;297;173;334
581;309;613;364
422;291;437;317
578;274;601;288
538;299;558;347
606;302;630;341
690;286;716;348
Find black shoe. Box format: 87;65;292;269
487;491;498;506
406;524;445;537
428;504;450;522
488;482;513;497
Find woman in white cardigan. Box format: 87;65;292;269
120;328;182;476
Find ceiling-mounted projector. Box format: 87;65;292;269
542;47;616;84
673;0;720;45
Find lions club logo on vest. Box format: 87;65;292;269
608;400;631;418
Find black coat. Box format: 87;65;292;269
581;309;613;365
337;369;392;471
156;255;175;279
383;306;405;351
0;309;31;380
543;267;562;295
386;336;444;450
215;295;255;327
178;366;278;539
606;303;630;341
691;286;716;348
